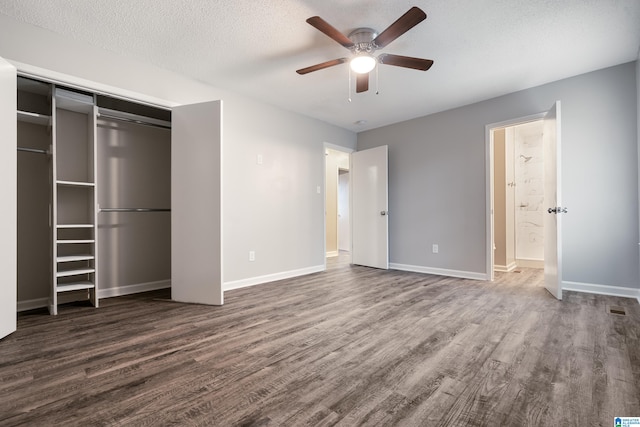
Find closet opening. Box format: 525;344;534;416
491;119;545;274
16;75;172;315
96;94;172;304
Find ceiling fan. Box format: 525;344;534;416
296;6;434;93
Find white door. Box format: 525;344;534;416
171;100;223;305
0;57;17;339
351;145;389;269
543;101;563;299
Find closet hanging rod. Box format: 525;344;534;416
97;108;171;130
17;147;49;155
99;208;171;213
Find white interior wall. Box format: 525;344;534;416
358;62;639;291
0;58;17;337
325;150;339;256
0;15;357;297
505;131;515;268
493;128;507;269
338;171;350;251
325;149;351;256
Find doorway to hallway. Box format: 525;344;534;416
325;146;351;259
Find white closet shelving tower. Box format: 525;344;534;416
51;88;98;315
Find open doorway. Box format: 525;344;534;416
487;103;563;297
493;120;545;273
324;145;352;261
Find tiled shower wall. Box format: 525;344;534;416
510;121;544;261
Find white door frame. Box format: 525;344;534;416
485;112;546;280
323;142;354;270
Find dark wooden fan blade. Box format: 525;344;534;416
307;16;355;48
378;53;433;71
356;73;369;93
373;7;427;48
296;58;348;75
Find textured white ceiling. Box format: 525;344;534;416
1;0;639;131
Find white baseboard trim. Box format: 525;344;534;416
516;259;544;269
389;263;488;281
17;280;171;312
326;251;339;258
563;281;640;304
17;297;49;312
494;262;517;273
98;280;171;299
224;265;325;292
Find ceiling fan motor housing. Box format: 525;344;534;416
348;28;379;53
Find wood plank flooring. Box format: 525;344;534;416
1;254;639;426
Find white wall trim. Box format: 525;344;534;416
324;142;355;154
12;60;176;110
516;259;544;269
224;265;325;292
17;280;171;312
98;280;171;299
326;251;339;258
563;281;640;304
17;297;48;312
390;263;488;281
494;262;517;273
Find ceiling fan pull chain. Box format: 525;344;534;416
375;63;380;95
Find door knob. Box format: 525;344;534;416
547;207;568;214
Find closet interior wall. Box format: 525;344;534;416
16;78;50;305
96;107;171;294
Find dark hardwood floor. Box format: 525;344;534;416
1;254;639;426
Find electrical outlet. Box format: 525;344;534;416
249;250;255;261
432;244;439;254
257;154;263;165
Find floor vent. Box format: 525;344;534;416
513;270;522;273
609;306;626;316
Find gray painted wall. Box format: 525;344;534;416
637;50;640;289
358;62;639;289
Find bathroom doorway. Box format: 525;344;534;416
492;119;545;272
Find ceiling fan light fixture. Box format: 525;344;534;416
350;55;376;74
